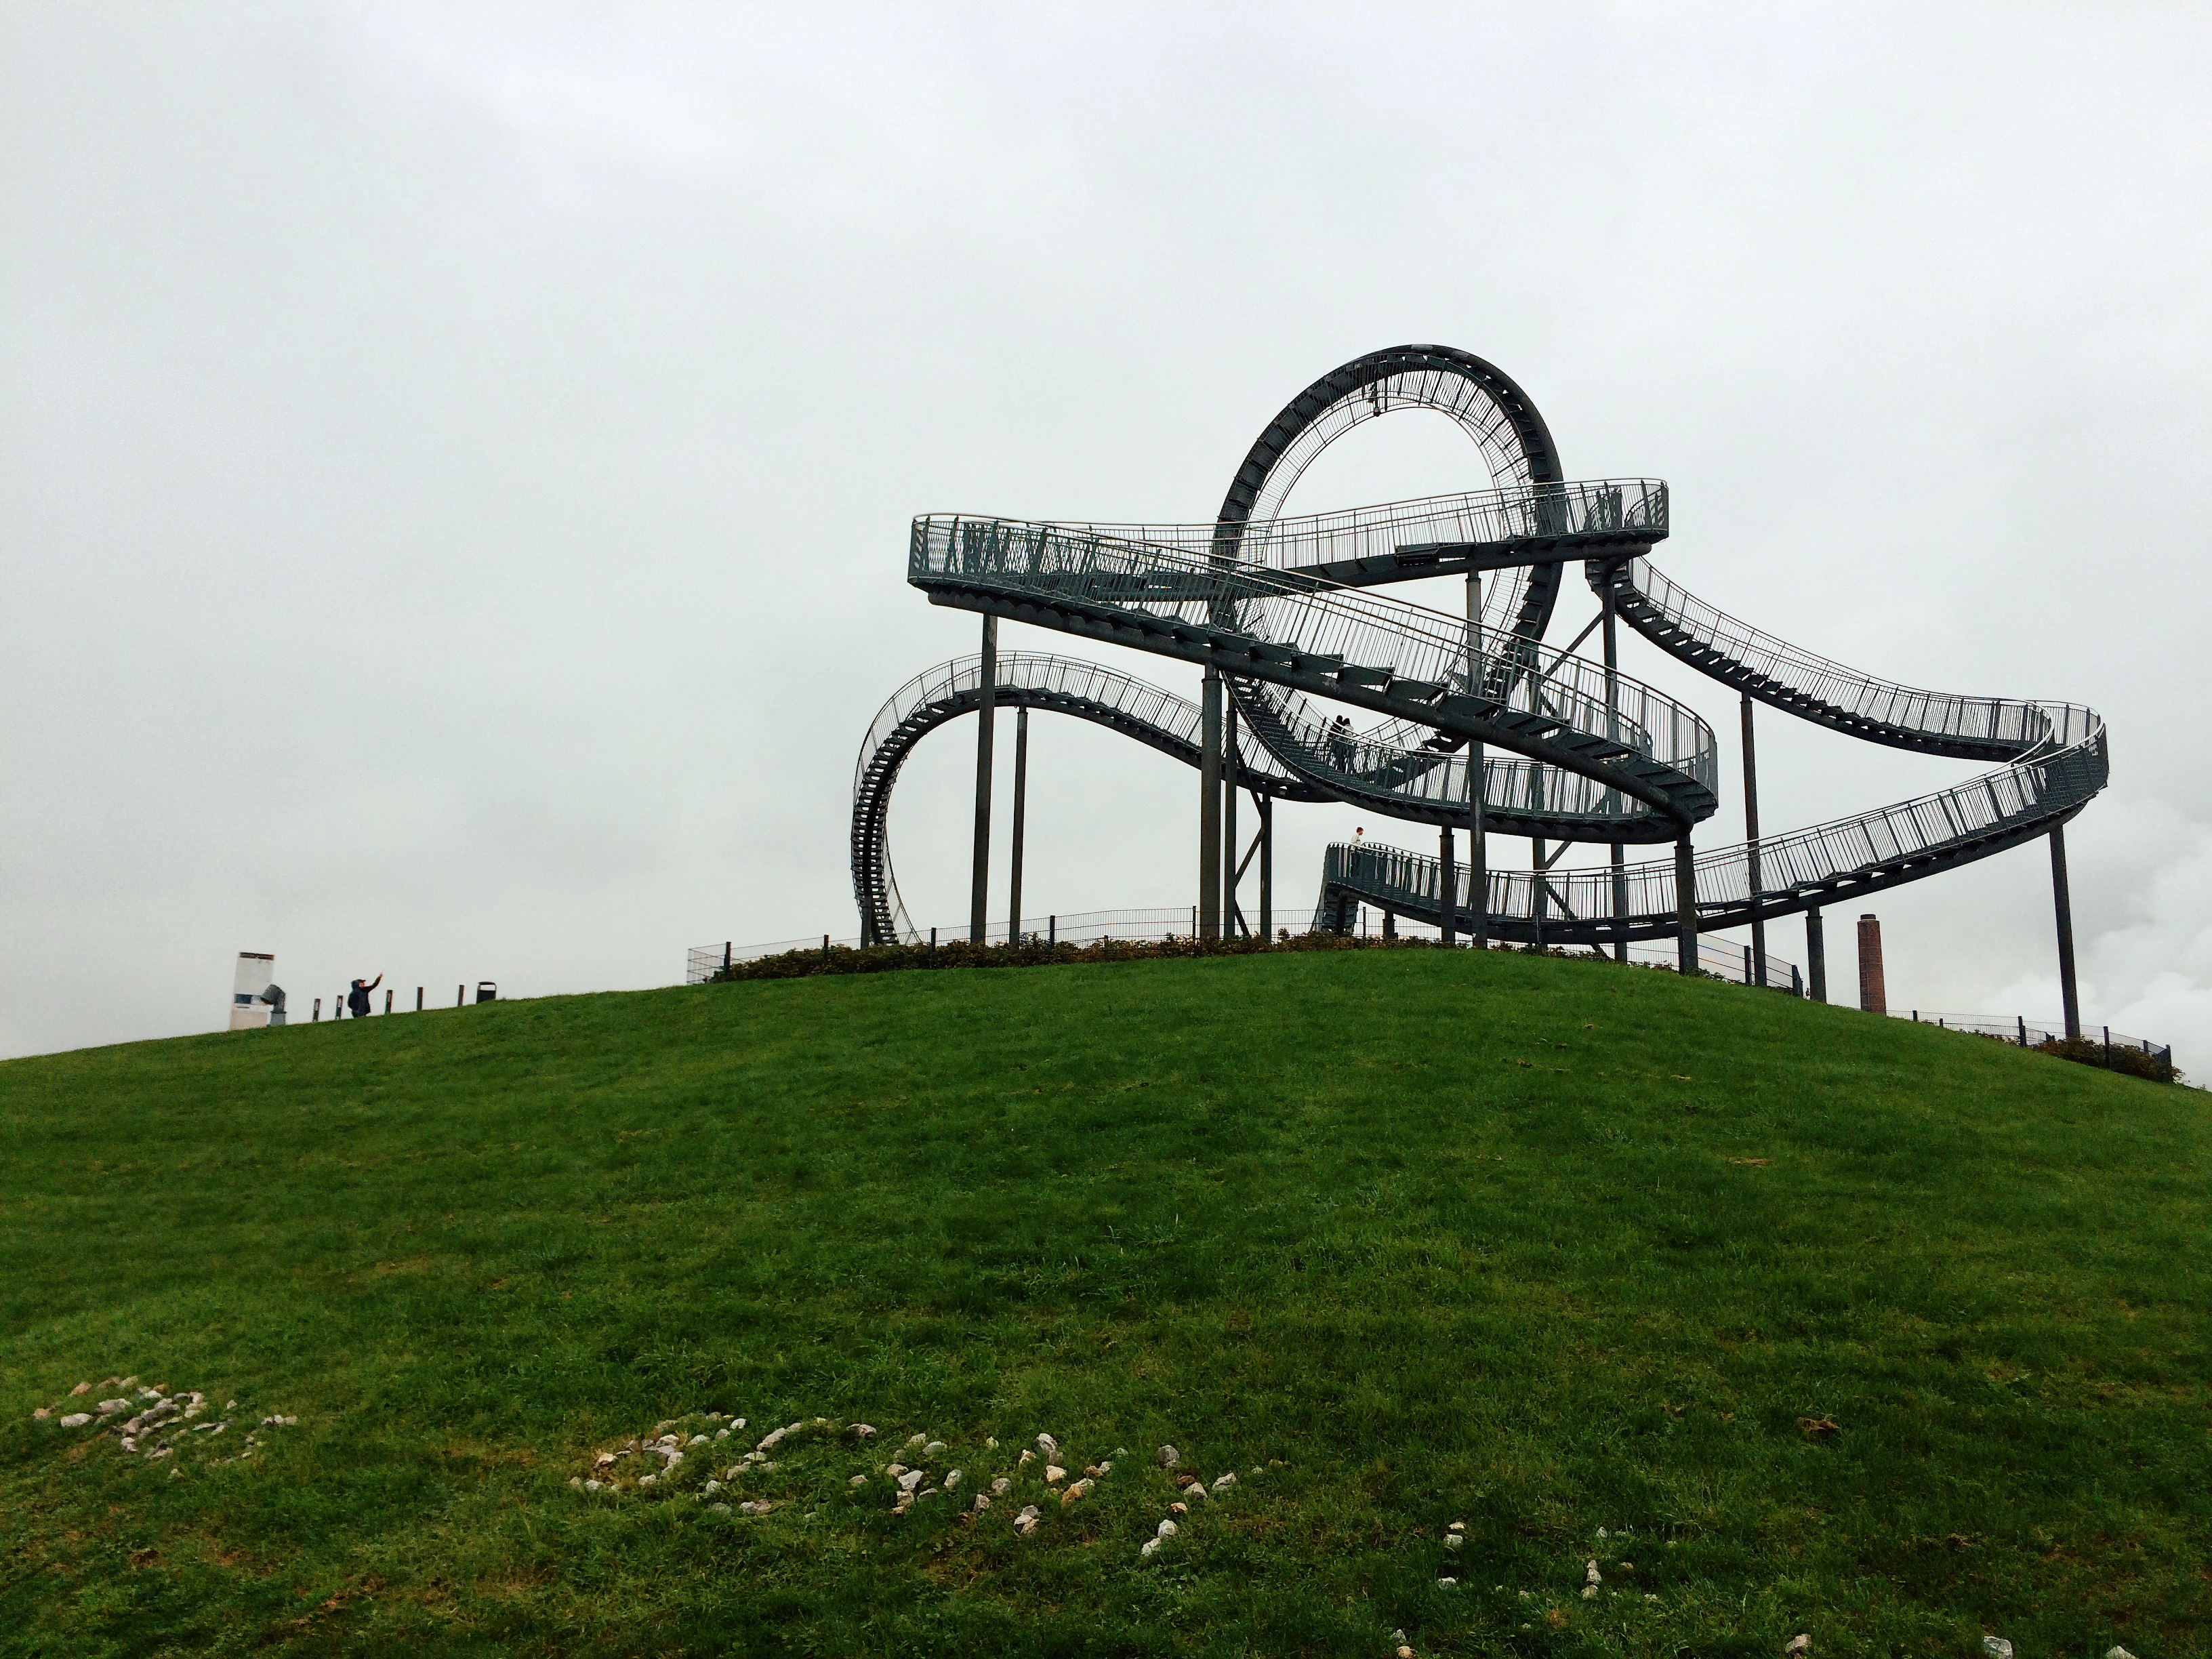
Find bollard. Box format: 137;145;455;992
384;987;392;1015
312;998;321;1022
2018;1015;2027;1046
2104;1025;2112;1068
822;934;830;961
722;941;732;972
929;926;937;950
457;983;464;1007
416;986;424;1012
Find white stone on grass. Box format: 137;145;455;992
1044;1465;1066;1483
59;1414;91;1429
848;1475;867;1487
1982;1642;2012;1659
989;1477;1011;1496
1013;1504;1042;1535
1140;1537;1160;1559
924;1441;946;1457
1156;1519;1177;1538
943;1470;962;1489
1444;1535;1463;1550
1155;1445;1180;1467
1210;1473;1235;1492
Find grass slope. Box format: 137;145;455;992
1;949;2206;1658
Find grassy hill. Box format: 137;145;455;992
1;948;2205;1658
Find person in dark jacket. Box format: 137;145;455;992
346;975;382;1018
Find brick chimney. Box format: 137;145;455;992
1857;914;1886;1015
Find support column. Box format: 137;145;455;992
1603;577;1628;962
1674;834;1698;976
1259;793;1273;941
1467;568;1488;949
1439;825;1457;945
969;615;997;943
2051;825;2081;1040
1199;668;1223;939
1531;835;1547;951
1806;906;1826;1002
1742;691;1767;989
1223;691;1241;937
1007;703;1029;944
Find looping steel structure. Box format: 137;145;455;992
853;345;2108;1000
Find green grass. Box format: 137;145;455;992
1;949;2205;1658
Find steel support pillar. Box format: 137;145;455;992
969;614;997;943
1007;703;1028;944
1259;793;1273;941
1603;577;1628;962
1199;668;1223;939
2051;824;2081;1041
1742;691;1767;989
1674;835;1698;976
1223;691;1241;937
1467;568;1488;949
1806;905;1826;1002
1439;825;1457;945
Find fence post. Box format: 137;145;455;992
930;927;937;950
2104;1025;2112;1069
457;983;464;1007
1806;906;1826;1002
415;986;423;1012
2018;1015;2027;1046
1048;915;1056;945
312;998;321;1022
723;941;732;972
822;934;830;961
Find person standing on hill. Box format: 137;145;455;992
346;975;382;1018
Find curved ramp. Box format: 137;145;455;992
861;344;2108;956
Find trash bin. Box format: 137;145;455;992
476;981;497;1004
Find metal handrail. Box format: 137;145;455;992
909;505;1719;817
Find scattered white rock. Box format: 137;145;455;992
584;1479;603;1492
689;1434;709;1446
1586;1560;1601;1585
1448;1520;1465;1534
989;1477;1011;1496
1184;1483;1207;1502
1060;1479;1091;1506
852;1424;876;1439
886;1462;908;1477
897;1470;924;1492
943;1470;962;1490
709;1502;732;1515
69;1382;91;1396
1982;1642;2013;1659
905;1433;926;1448
595;1452;617;1468
1156;1519;1177;1538
972;1495;991;1513
1581;1586;1598;1601
1644;1594;1661;1604
1444;1534;1464;1550
848;1475;867;1487
757;1426;792;1452
59;1414;91;1429
1044;1465;1066;1483
739;1500;773;1515
1786;1639;1811;1657
2106;1650;2137;1659
1141;1537;1161;1559
702;1479;720;1496
1210;1473;1235;1492
1438;1577;1458;1588
638;1474;657;1487
1156;1445;1181;1468
1036;1433;1058;1455
985;1436;998;1449
923;1441;946;1458
31;1409;49;1421
1170;1501;1187;1517
97;1399;130;1415
1019;1450;1034;1466
1013;1504;1042;1535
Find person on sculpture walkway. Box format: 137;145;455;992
346;974;382;1018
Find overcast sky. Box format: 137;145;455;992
5;2;2210;1064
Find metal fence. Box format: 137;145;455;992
1892;1009;2173;1066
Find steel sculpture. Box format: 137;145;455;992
854;347;2107;1022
